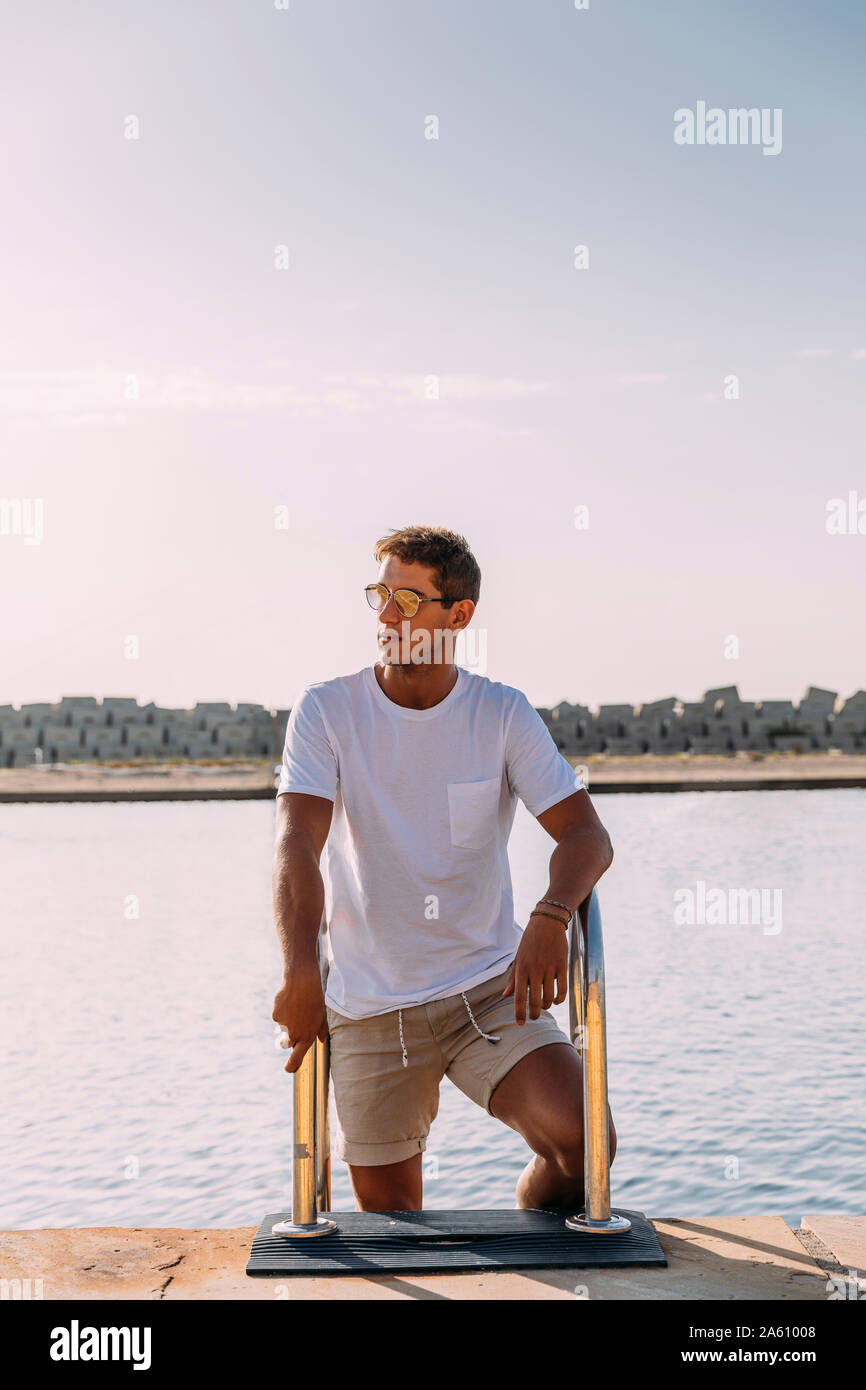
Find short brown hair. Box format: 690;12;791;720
373;525;481;608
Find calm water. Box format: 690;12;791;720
1;790;863;1230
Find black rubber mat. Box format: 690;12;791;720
246;1207;665;1275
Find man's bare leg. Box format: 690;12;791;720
489;1042;617;1209
347;1152;423;1212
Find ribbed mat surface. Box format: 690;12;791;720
246;1207;666;1275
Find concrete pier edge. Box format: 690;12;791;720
1;1214;863;1300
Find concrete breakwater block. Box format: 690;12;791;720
246;1207;666;1276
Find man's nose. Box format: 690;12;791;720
379;593;404;623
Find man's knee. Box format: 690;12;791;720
353;1188;421;1212
347;1153;423;1211
545;1109;616;1178
547;1140;585;1183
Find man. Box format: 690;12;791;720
271;524;616;1213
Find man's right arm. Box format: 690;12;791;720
271;791;334;1073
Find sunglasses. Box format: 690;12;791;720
364;582;462;619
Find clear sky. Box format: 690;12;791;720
2;0;864;712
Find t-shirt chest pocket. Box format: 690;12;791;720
446;776;502;850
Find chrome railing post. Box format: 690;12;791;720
314;1031;332;1212
272;925;337;1237
565;888;630;1234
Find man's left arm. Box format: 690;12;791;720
501;788;613;1023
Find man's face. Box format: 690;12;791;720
374;556;463;666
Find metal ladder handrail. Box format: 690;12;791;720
273;888;629;1236
565;888;630;1232
271;930;336;1237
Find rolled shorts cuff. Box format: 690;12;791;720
482;1029;575;1115
334;1133;427;1167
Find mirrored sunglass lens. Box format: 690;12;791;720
395;590;420;617
366;585;387;610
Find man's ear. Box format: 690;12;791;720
452;599;475;630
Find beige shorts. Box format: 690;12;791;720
324;962;573;1166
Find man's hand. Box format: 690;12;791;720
500;916;569;1023
272;964;329;1073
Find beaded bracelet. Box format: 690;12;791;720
529;908;570;928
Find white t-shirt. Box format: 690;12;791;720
277;663;584;1019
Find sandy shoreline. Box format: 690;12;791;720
0;753;864;801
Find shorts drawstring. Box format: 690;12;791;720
460;991;502;1045
397;993;501;1068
